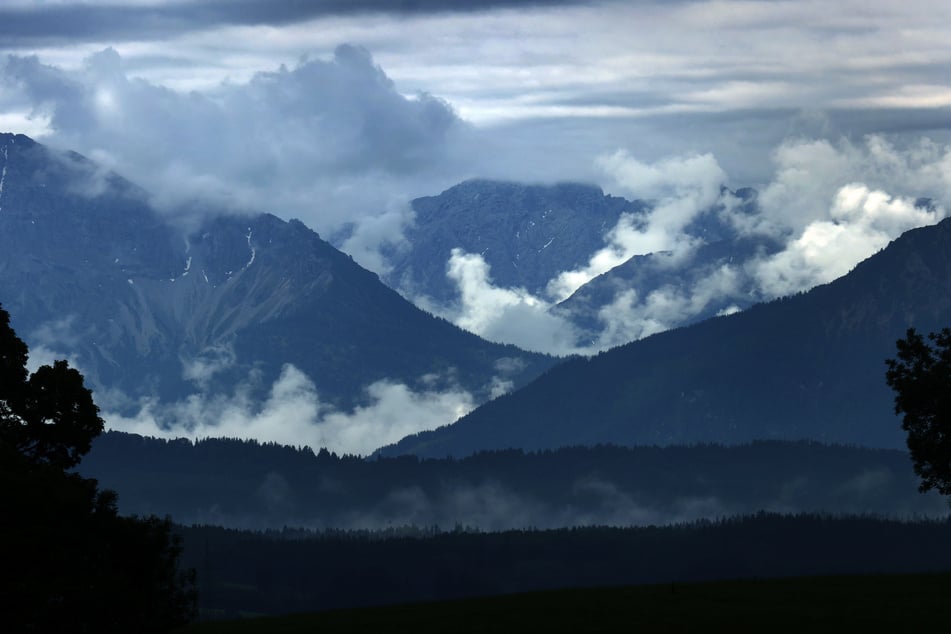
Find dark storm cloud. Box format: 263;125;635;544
0;0;600;46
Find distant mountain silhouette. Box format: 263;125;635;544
0;133;554;409
383;217;951;456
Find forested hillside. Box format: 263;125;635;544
387;217;951;456
81;432;944;530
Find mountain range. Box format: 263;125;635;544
0;133;554;414
4;131;948;461
384;216;951;456
379;179;779;351
383;179;647;303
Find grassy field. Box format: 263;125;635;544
177;571;951;633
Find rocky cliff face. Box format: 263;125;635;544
0;134;554;410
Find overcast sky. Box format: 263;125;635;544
4;1;950;189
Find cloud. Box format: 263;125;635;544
24;316;85;373
752;184;943;297
29;315;82;348
336;478;733;532
338;203;415;275
748;136;951;237
25;345;81;375
745;136;950;298
593;264;743;347
430;244;743;356
106;364;475;456
546;150;726;301
411;150;732;355
422;136;950;355
435;248;581;355
0;46;469;270
4;41;951;356
4;1;951;195
181;343;237;389
0;0;592;47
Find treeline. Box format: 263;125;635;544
81;432;946;530
181;513;951;619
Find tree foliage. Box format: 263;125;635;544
0;303;196;632
885;327;951;495
0;308;103;469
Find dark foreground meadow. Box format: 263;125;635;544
177;513;951;622
178;571;951;633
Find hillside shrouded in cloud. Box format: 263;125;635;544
3;37;951;355
2;0;951;448
406;137;949;355
0;45;467;242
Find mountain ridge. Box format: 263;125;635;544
383;178;647;303
0;133;555;413
382;216;951;457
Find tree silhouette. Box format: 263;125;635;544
0;303;196;632
885;327;951;495
0;306;103;469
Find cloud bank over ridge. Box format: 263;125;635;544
2;41;950;357
107;364;478;456
0;45;471;260
420;136;950;355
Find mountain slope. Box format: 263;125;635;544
558;233;779;345
383;217;951;456
381;180;784;353
383;179;647;303
0;133;554;409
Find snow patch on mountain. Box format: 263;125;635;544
244;228;257;270
0;143;8;212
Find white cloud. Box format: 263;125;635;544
0;111;51;137
338;203;415;275
0;46;470;272
752;184;944;297
106;364;475;456
3;1;951;192
745;136;950;298
751;136;951;237
25;344;81;374
5;38;951;359
546;150;726;301
443;248;581;355
753;139;855;236
181;343;236;389
594;264;743;348
425;136;950;355
25;316;84;373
